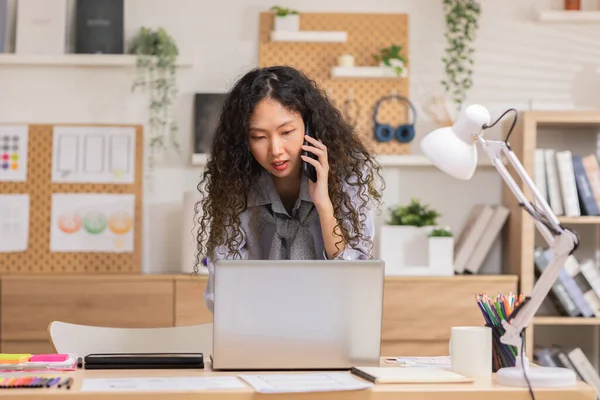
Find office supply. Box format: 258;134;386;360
0;375;63;388
350;367;473;384
84;353;204;370
449;326;492;378
212;260;384;370
29;354;69;363
421;104;580;388
475;293;523;371
80;376;245;392
0;123;143;274
0;355;30;364
0;353;78;371
239;372;372;393
390;356;451;368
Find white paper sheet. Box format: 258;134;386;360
238;372;372;393
50;193;135;252
81;377;245;392
0;194;29;252
0;125;28;182
52;126;135;183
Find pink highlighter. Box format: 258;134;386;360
29;354;69;362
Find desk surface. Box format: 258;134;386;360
0;363;594;400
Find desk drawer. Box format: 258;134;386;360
381;276;518;341
1;278;174;340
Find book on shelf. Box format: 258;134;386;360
535;246;600;318
534;347;600;397
453;204;509;274
534;150;600;217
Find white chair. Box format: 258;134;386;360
48;321;213;357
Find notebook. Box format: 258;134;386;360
350;367;473;384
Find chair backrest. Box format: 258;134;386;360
48;321;213;357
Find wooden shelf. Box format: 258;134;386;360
190;153;495;168
331;66;398;79
270;31;347;42
533;316;600;326
0;54;193;68
558;216;600;224
538;10;600;22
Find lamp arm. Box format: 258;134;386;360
476;136;579;350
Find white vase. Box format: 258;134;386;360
274;14;300;32
427;237;454;276
379;225;430;275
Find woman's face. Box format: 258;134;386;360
248;98;305;180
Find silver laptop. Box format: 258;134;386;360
211;259;384;370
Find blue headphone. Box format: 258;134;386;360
372;95;417;143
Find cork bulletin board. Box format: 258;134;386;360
0;124;143;274
259;12;411;154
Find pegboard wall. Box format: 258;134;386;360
259;12;411;154
0;124;143;274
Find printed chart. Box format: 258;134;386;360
0;194;29;252
50;193;135;253
0;125;28;182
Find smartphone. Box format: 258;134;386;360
302;119;318;182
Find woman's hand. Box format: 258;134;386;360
301;135;332;212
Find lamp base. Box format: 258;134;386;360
496;366;577;388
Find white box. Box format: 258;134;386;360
16;0;67;54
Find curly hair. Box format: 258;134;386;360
194;65;384;273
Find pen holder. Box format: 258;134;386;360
486;323;520;372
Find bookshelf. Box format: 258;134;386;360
502;110;600;360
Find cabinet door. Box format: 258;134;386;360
1;278;174;341
174;278;213;326
380;277;518;356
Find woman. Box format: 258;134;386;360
195;65;384;312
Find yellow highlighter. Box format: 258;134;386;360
0;354;31;364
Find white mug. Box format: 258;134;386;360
449;326;492;378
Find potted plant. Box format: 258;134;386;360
428;227;454;276
130;26;180;173
441;0;481;111
270;6;300;32
379;198;441;272
372;44;408;78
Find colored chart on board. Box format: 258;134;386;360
0;126;28;182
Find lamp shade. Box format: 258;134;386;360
420;104;491;180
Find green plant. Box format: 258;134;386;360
270;6;299;17
429;227;453;237
130;26;180;171
372;44;408;78
387;198;441;227
441;0;481;110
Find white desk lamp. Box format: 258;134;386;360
420;104;579;388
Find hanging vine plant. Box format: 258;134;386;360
130;26;180;172
441;0;481;111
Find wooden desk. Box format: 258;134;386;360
0;364;594;400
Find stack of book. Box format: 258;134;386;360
535;247;600;318
534;150;600;217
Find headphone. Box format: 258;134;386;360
372;95;417;143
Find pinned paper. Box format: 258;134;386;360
51;126;135;184
0;194;30;253
0;125;28;182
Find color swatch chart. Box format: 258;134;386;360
0;126;28;182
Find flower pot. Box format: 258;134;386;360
274;14;300;32
564;0;580;10
427;236;454;276
379;225;430;275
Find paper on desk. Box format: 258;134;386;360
52;126;135;184
238;372;373;393
81;376;245;392
0;194;29;253
390;356;451;369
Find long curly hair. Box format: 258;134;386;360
194;65;384;272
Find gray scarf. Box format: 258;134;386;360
259;201;320;260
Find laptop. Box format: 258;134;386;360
211;259;385;371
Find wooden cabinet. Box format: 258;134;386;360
0;274;517;356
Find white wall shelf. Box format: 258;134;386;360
0;54;194;68
538;10;600;22
191;153;494;168
331;66;398;79
270;31;347;43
